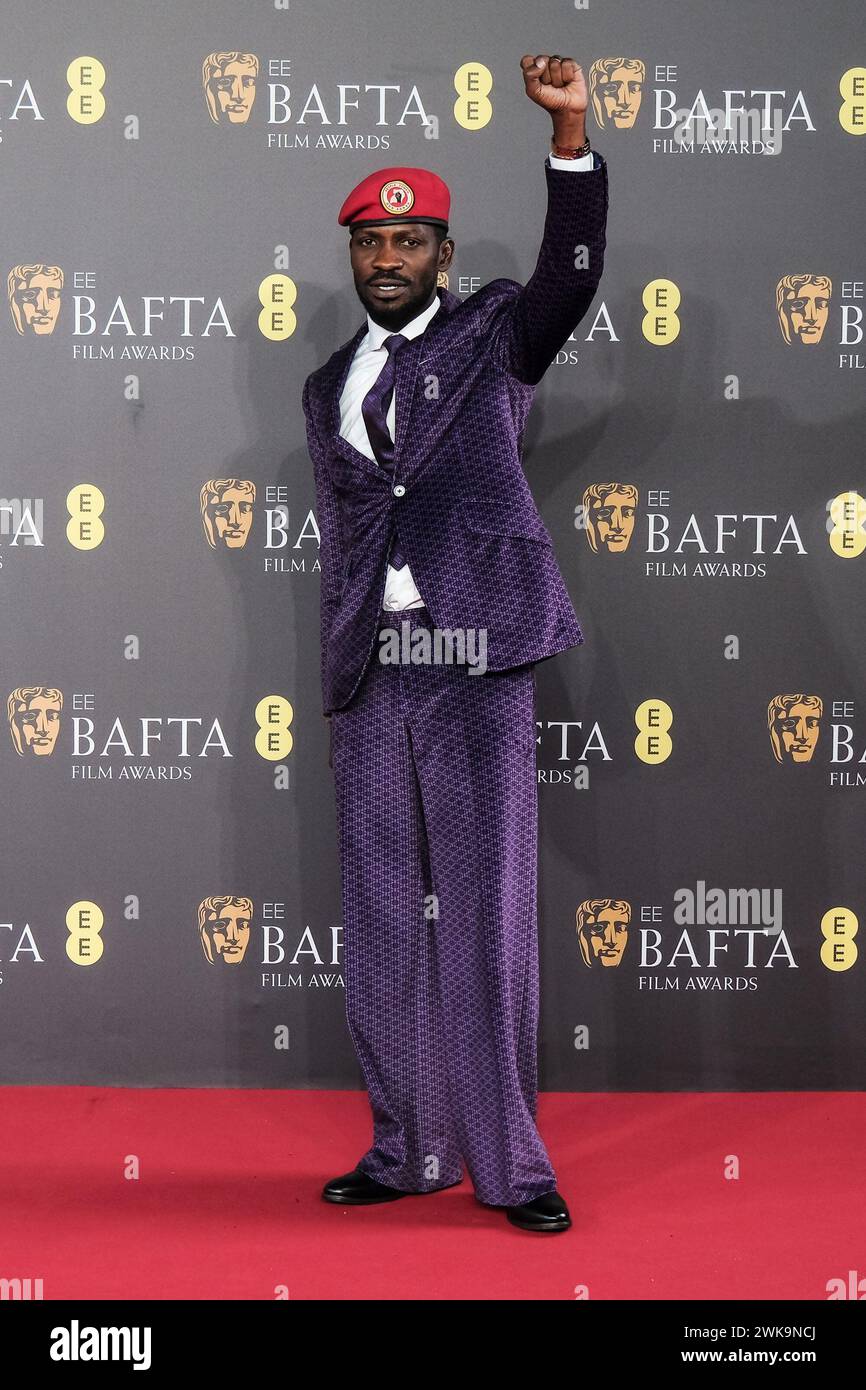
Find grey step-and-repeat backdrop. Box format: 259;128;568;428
2;1;864;1091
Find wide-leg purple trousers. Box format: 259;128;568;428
329;605;558;1206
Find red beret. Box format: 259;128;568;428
338;165;450;231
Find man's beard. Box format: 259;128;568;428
357;278;435;326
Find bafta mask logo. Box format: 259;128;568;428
198;896;253;965
776;274;832;345
8;264;63;335
588;58;645;129
8;686;63;756
768;693;822;764
576;898;631;968
200;478;256;549
584;483;638;554
203;51;259;124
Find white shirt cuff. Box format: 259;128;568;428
548;148;595;171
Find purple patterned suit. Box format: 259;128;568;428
304;152;608;1205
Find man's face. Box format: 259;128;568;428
349;222;453;329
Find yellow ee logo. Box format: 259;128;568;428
66;901;105;965
454;62;492;130
820;907;858;972
828;491;866;558
67;57;106;124
838;68;866;135
259;275;297;340
255;695;294;760
642;279;680;344
67;484;105;549
634;699;673;763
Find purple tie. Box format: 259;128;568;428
361;332;409;568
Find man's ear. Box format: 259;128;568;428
439;238;455;270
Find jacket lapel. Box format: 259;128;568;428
324;323;376;473
324;288;461;475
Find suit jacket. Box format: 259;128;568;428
303;151;609;714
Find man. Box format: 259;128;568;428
303;53;608;1233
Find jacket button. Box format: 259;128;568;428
392;483;406;497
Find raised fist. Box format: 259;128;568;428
520;54;588;116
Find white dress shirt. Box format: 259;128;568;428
339;148;597;611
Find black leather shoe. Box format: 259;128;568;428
505;1190;572;1232
322;1168;408;1204
322;1167;464;1204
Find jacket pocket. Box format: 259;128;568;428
339;552;355;595
462;495;552;542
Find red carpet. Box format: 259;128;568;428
1;1088;862;1300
